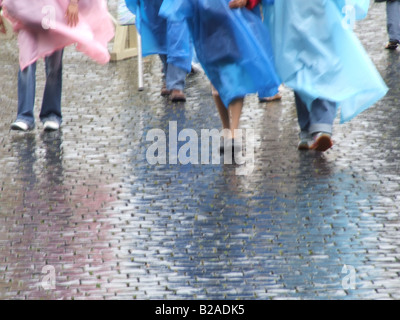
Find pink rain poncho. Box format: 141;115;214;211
3;0;114;70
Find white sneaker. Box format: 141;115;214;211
10;121;30;132
43;120;60;132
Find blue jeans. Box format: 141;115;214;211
17;49;63;127
387;0;400;42
294;92;337;138
159;54;187;91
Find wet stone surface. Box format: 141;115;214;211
1;3;400;300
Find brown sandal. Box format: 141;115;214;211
170;90;186;102
259;93;282;103
385;41;399;50
161;84;171;96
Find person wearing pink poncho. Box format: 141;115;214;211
2;0;114;132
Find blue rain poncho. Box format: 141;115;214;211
159;0;281;108
125;0;192;72
263;0;388;123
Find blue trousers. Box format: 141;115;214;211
17;50;63;127
159;55;187;91
387;0;400;42
294;92;337;138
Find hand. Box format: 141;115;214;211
0;16;6;34
229;0;248;9
65;1;79;27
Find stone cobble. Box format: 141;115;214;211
0;2;400;300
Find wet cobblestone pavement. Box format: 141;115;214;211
1;3;400;300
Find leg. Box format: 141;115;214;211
387;0;400;43
212;86;230;132
159;54;168;76
165;19;190;100
40;49;63;126
294;92;311;133
213;93;244;163
226;98;244;164
294;92;312;149
167;62;187;102
212;87;231;157
159;54;170;96
294;92;336;151
14;62;37;129
211;86;244;138
386;1;400;48
308;98;337;136
166;63;186;92
308;98;337;152
228;98;244;140
212;87;244;162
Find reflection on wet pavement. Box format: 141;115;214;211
1;3;400;299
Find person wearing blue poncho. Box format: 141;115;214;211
159;0;281;151
124;0;192;102
262;0;388;151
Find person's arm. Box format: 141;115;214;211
66;0;79;27
229;0;261;9
229;0;248;9
0;2;6;34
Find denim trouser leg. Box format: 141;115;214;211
40;49;63;124
17;62;37;127
294;92;337;136
17;50;63;126
159;54;186;91
387;0;400;42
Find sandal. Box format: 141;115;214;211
259;93;282;103
385;41;399;50
161;84;171;96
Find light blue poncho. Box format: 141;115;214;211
263;0;388;123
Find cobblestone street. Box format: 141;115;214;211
1;2;400;300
